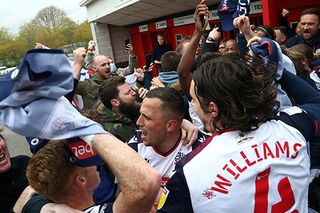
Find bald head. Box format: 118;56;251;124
225;39;239;54
92;55;111;79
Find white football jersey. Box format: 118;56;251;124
128;131;207;185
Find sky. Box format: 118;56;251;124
1;0;88;35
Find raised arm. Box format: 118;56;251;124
90;134;161;213
178;0;208;95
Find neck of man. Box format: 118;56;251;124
155;129;182;154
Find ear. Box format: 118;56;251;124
111;98;120;107
75;174;86;187
166;119;178;132
208;101;219;118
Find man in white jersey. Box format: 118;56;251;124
128;87;206;186
156;3;320;212
24;134;161;213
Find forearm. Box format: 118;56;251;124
73;63;82;80
280;70;320;105
178;31;202;95
92;134;161;213
64;79;79;103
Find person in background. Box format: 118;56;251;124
285;8;320;53
0;134;30;213
152;34;172;74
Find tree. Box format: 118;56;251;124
74;21;92;43
1;6;92;67
57;18;78;44
0;27;13;44
33;6;66;32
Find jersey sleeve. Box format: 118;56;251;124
22;195;51;213
157;164;193;213
278;70;320;141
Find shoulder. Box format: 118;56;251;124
285;35;303;47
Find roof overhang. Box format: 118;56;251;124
80;0;219;26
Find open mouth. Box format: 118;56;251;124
0;153;5;162
140;130;147;139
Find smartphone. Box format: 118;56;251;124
200;15;205;28
145;54;152;69
125;38;130;48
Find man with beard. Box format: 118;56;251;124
286;8;320;54
99;76;145;142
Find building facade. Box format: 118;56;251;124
80;0;320;74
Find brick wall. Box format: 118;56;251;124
109;25;131;63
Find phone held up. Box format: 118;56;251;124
145;54;152;69
200;15;205;28
125;39;130;49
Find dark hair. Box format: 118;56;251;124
160;51;181;72
301;8;320;22
256;25;276;40
145;87;185;122
192;53;278;132
99;76;126;109
199;52;221;66
274;26;289;37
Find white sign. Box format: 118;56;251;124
139;24;148;32
250;1;262;14
174;14;194;26
156;20;167;29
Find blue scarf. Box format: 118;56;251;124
159;71;179;87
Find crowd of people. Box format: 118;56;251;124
1;0;320;212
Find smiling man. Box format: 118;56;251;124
0;134;30;213
286;8;320;53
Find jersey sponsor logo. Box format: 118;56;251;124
157;187;170;210
69;140;97;160
161;177;170;186
174;151;186;165
204;140;302;196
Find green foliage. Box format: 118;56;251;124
0;6;92;67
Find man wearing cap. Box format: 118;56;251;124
20;134;161;213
